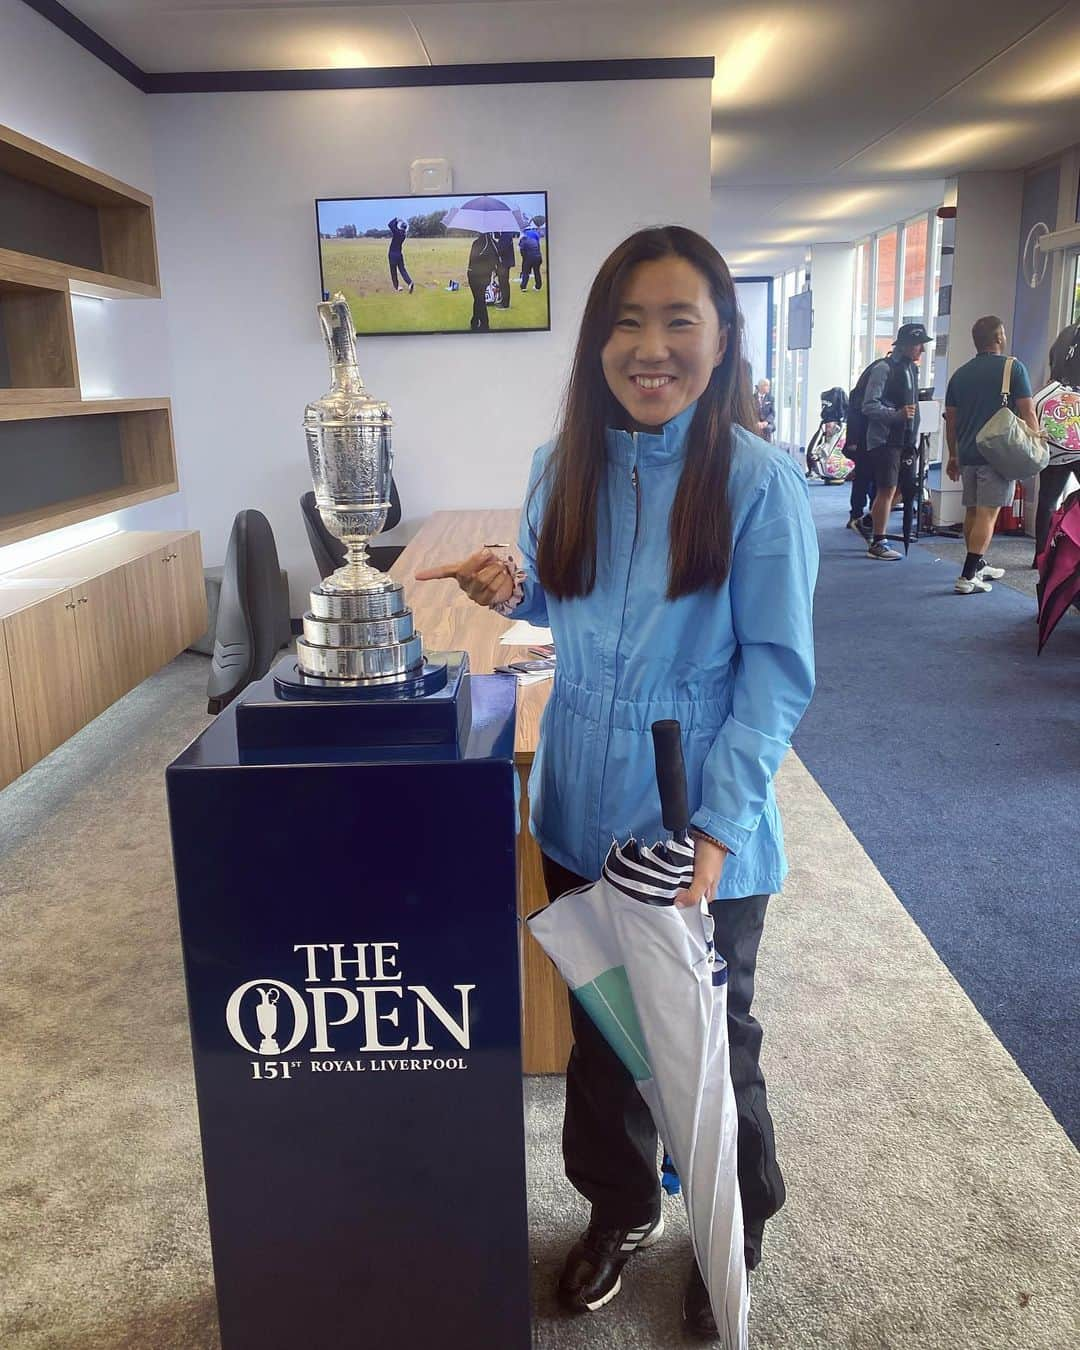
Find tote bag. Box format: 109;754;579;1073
976;357;1050;479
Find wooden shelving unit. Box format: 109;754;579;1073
0;122;160;300
0;398;177;547
0;124;176;550
0;259;79;405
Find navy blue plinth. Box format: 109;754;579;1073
166;671;529;1350
239;652;471;755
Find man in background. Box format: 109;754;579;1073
862;323;929;560
754;378;775;442
944;316;1038;594
387;217;414;294
495;233;516;309
519;222;544;291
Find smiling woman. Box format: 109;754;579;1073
539;225;753;600
413;224;819;1337
601;258;727;433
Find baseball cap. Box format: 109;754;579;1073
896;323;932;346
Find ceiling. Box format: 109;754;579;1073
45;0;1080;270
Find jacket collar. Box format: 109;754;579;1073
604;399;699;467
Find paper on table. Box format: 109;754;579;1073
514;669;554;686
499;620;553;646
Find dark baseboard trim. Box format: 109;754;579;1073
16;7;714;95
143;57;715;95
19;0;148;90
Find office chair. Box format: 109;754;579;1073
207;509;291;714
300;481;404;580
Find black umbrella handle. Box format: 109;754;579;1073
651;719;690;836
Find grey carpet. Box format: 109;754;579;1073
2;656;1078;1348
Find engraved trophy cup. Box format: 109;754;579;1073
296;293;445;691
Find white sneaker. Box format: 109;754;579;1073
978;564;1005;580
955;575;993;594
867;540;902;560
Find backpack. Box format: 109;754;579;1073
1049;323;1080;387
844;360;884;454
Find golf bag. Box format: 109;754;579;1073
806;387;853;483
1049;322;1080;387
820;387;848;424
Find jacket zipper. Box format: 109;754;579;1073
594;436;642;868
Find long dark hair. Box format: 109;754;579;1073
535;226;753;600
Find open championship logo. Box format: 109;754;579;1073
225;943;476;1080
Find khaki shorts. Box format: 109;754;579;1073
961;463;1015;509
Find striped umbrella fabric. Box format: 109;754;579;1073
528;834;749;1349
441;195;523;234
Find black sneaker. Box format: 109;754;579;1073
557;1212;664;1313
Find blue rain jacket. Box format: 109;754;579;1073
513;400;818;899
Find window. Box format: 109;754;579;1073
853;239;871;385
874;228;898;358
1072;252;1080;325
926;212;944;386
778;269;796;446
901;215;930;384
851;209;943;391
901;216;928;326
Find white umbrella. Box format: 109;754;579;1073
441;195;522;234
527;723;749;1348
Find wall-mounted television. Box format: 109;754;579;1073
787;289;812;350
316;192;550;336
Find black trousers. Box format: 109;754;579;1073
496;262;512;308
467;269;490;330
521;260;543;290
388;252;413;288
541;855;786;1268
1035;463;1076;557
849;450;874;519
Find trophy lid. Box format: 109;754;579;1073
306;292;392;427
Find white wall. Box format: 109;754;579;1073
934;171;1023;525
805;244;855;446
735;279;771;385
947;171;1024;379
0;0;182;560
148;79;712;610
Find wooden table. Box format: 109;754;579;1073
391;511;573;1074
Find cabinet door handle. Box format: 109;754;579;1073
169;552;179;560
64;601;76;610
78;596;88;604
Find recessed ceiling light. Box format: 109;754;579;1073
328;45;367;69
1007;39;1080;102
712;24;779;104
888;122;1023;171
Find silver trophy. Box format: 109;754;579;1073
298;293;427;683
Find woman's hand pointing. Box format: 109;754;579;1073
415;548;516;608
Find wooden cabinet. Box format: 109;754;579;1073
72;567;144;722
123;536;207;675
169;532;208;648
0;631;21;790
3;589;88;768
0;530;205;781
